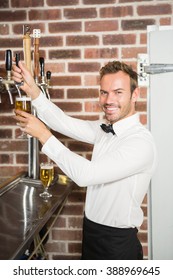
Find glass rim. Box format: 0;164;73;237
15;96;31;101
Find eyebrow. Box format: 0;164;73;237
100;88;125;93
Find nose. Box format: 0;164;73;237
106;92;117;104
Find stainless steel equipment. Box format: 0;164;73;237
0;25;52;179
0;172;74;259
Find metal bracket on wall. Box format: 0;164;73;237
137;53;173;87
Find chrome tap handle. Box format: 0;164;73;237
5;49;12;81
4;50;13;104
15;53;22;94
39;57;45;83
46;70;51;86
5;49;12;72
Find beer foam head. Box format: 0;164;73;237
40;164;53;169
16;96;31;101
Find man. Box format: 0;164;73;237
12;60;158;260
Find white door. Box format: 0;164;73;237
146;25;173;260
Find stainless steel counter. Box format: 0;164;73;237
0;172;74;260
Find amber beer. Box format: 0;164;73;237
15;96;31;113
40;164;54;189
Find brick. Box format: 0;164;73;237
53;216;66;228
85;101;102;113
49;22;81;33
142;245;148;257
138;232;147;243
140;114;147;125
83;0;115;4
137;4;171;16
85;20;118;32
103;34;136;45
67;88;99;99
0;129;12;139
52;229;82;240
48;88;64;99
122;19;155;30
66;35;99;46
47;0;78;6
72;115;99;121
140;87;147;99
0;24;9;35
61;204;84;215
0;116;16;125
0;11;26;22
100;6;133;18
64;8;97;19
141;205;147;217
68;242;82;253
140;219;148;231
0;154;13;164
142;194;147;205
140;33;147;45
122;47;146;59
39;36;63;47
136;101;147;112
119;0;150;2
84;75;100;86
16;154;28;164
84;48;118;59
160;17;171;26
49;49;81;60
68;216;83;228
0;166;27;177
45;242;66;253
29;9;61;21
0;0;8;8
68;190;86;203
0;140;27;152
50;76;81;86
68;141;93;152
52;254;80;260
68;62;100;72
54;101;82;112
0;38;22;48
11;0;44;7
45;63;65;74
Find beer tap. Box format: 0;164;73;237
15;53;22;97
33;29;41;84
39;57;51;100
46;70;51;100
0;49;14;104
23;25;32;73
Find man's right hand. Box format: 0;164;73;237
12;61;40;100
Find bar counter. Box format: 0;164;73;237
0;172;75;260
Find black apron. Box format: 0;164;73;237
81;215;143;260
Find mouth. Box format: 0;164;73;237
103;105;120;114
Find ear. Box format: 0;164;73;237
132;87;140;103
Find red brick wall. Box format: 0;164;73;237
0;0;172;259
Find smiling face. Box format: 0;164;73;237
99;71;139;124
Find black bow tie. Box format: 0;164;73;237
100;123;115;135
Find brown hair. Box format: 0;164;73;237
99;61;138;94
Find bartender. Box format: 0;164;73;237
12;60;158;260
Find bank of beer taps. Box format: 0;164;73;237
0;24;51;104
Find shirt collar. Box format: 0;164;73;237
112;113;140;137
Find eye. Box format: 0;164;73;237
100;90;108;95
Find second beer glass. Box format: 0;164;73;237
39;162;54;199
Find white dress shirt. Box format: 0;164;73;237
33;93;158;228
